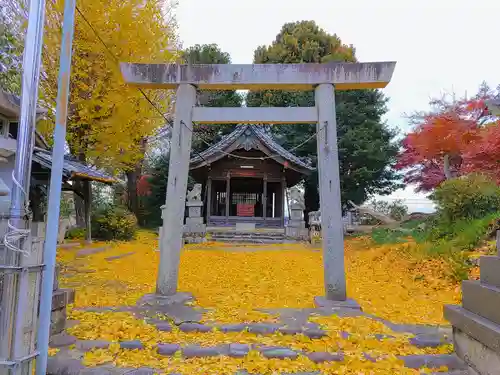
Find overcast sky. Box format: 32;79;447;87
175;0;500;212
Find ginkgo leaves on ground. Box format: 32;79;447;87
57;232;461;374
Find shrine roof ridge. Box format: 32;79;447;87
189;125;314;173
120;61;396;90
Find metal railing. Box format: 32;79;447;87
0;219;45;375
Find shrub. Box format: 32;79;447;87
430;174;500;222
65;227;86;240
91;205;138;241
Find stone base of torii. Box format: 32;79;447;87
120;61;397;305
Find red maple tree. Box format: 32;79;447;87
137;174;152;196
463;119;500;184
396;87;498;191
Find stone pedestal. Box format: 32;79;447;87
285;204;308;240
444;239;500;375
183;200;206;244
308;210;322;245
50;264;75;336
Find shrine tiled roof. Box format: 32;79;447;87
190;124;314;172
33;148;116;184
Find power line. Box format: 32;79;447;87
74;6;169;125
75;6;318;164
74;6;208;163
186;123;321;161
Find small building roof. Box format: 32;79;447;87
0;89;115;184
32;148;116;184
190;124;314;175
0;90;46;118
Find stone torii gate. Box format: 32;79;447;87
120;62;396;303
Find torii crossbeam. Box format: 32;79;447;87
120;62;396;303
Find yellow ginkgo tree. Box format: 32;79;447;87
40;0;179;222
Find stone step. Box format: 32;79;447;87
480;255;500;288
462;280;500;326
144;321;329;337
211;234;285;239
209;238;287;244
47;352;466;375
210;232;285;238
444;304;500;354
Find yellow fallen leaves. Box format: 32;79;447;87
57;231;461;374
85;349;435;375
58;231;461;324
69;311;452;375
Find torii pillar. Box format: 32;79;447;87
121;62;396;302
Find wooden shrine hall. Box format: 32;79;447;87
189;125;313;228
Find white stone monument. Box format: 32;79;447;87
285;187;308;240
183;184;206;244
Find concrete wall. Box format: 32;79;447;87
0;155;16;215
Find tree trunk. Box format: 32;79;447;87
74;152;87;227
126;169;139;215
83;180;92;243
443;154;452;180
126;138;147;217
74;180;85;227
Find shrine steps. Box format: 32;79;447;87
208;230;288;244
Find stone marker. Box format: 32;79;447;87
285;187;308;240
183;184;206;244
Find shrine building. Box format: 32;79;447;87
189;125;314;228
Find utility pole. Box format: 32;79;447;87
0;0;47;373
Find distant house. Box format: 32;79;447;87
0;89;115;237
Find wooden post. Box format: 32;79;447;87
315;83;346;301
225;172;230;222
206;176;212;224
281;176;286;228
263;174;267;221
83;180;92;243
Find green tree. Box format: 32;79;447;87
139;152;196;227
0;11;22;94
182;44;243;152
246;21;401;213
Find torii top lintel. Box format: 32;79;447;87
120;62;396;90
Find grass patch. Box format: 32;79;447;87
369;213;500;282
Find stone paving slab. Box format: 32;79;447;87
409;333;451;348
157;344;181;355
306;352;344;363
76;340;111;351
259;346;299;359
50;334;78;348
399;354;467;370
182;345;228;358
47;357;85;375
58;242;81;249
106;252;135;261
120;340;144;350
247;323;282;334
303;328;327;339
219;323;248;332
179;322;213;332
76;246;110;257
